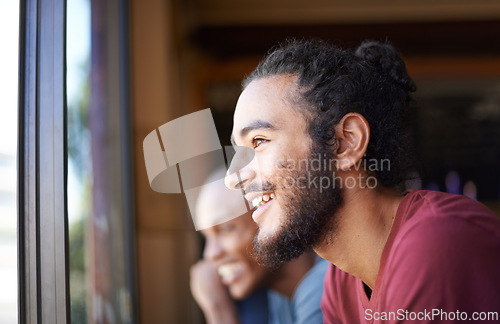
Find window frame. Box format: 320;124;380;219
18;0;137;322
18;0;70;322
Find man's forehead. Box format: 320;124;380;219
232;76;301;141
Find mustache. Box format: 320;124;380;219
244;181;275;195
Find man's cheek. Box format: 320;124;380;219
275;157;295;170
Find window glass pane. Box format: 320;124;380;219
67;1;134;322
67;0;91;322
0;1;19;323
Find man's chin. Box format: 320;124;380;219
253;247;284;270
252;229;305;270
228;285;249;300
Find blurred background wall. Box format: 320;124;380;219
126;0;500;322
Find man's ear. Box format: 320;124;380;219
333;113;370;171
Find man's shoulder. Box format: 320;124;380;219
396;190;500;239
386;190;500;274
402;190;494;216
379;191;500;314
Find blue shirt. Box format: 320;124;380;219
268;258;329;324
237;289;269;324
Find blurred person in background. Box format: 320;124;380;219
190;167;328;324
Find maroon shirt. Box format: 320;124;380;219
321;190;500;323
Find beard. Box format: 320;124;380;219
252;143;343;270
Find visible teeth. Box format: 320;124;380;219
251;193;275;208
218;266;229;277
218;263;244;283
252;198;260;208
218;264;234;277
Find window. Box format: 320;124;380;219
0;1;20;323
19;0;136;321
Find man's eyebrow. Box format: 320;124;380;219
240;120;276;138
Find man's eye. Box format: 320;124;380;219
252;137;268;149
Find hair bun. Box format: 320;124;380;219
355;41;416;92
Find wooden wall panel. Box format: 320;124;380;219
130;0;201;323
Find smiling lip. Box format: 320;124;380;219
251;198;274;222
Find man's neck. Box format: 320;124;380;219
314;185;403;289
270;251;316;298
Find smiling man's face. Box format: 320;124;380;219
229;75;311;237
227;74;343;268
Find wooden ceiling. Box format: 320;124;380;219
195;0;500;26
184;0;500;58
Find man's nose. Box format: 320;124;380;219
203;237;223;261
225;146;255;190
